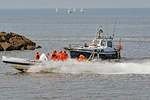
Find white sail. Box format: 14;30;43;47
73;8;76;13
56;8;58;13
80;8;84;13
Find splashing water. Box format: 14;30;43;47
27;59;150;74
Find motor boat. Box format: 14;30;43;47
64;28;121;60
2;53;48;72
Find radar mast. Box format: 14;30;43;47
97;28;103;39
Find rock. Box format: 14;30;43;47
0;42;11;51
36;45;42;49
26;45;36;50
0;44;4;51
0;32;40;51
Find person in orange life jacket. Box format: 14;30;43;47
78;54;86;62
118;41;122;51
57;50;63;60
50;49;57;61
34;52;40;61
62;51;68;61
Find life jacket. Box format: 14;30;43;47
62;52;68;61
34;53;40;61
118;43;122;51
57;51;63;60
78;55;86;62
50;52;57;61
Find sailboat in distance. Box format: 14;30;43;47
80;8;84;13
73;8;77;13
56;8;58;13
67;9;73;14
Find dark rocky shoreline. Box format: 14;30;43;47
0;32;41;51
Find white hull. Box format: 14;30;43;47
2;56;38;65
2;56;41;72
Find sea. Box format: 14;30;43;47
0;8;150;100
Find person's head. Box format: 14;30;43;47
36;52;39;55
59;50;62;53
53;49;56;53
47;53;50;56
80;55;84;57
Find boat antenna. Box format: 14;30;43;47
112;18;118;39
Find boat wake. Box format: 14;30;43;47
27;59;150;74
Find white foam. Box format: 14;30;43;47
27;59;150;74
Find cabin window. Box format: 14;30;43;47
107;41;112;47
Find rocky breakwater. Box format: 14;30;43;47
0;32;40;51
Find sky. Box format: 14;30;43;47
0;0;150;8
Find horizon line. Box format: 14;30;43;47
0;7;149;9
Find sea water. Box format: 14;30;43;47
0;8;150;100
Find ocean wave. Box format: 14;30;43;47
27;59;150;74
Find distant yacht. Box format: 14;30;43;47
73;8;76;13
80;8;84;13
67;9;73;14
56;8;58;13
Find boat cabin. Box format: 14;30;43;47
88;36;114;49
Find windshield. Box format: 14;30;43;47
107;41;112;47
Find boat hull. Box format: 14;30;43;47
69;50;120;59
12;65;29;72
2;60;34;66
2;56;37;72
